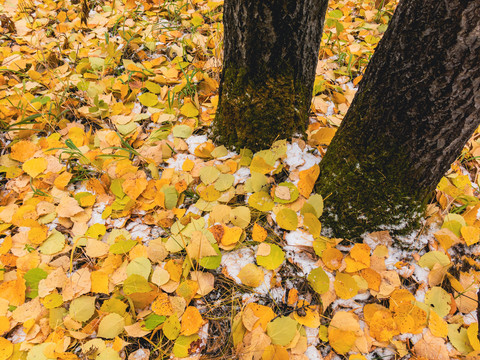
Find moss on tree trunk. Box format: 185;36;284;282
212;0;328;152
316;0;480;240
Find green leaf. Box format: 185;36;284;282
276;208;298;230
266;316;298;345
248;192;274;212
425;286;451;318
97;313;125;339
123;274;152;295
163;314;181;340
24;268;48;299
138;92;158;107
172;125;193;139
38;230;65;255
230;206;251;229
199;166;220;185
126;257;152;280
199;243;222;270
418;251;451;270
308;267;329;294
144;314;166;330
273;182;299;204
328;9;343;19
256;243;285;270
173;334;199;357
109;240;137;254
69;296;96;322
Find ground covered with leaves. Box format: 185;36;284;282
0;0;479;359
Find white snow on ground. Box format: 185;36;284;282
220;247;255;284
233;166;250;185
285;230;315;247
185;135;209;155
284;142;319;172
166;153;196;171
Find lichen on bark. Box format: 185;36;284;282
212;64;310;151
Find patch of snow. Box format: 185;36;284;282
325;101;335;116
185;135;208;155
126;220;151;242
234;166;250;185
131;102;143;114
166;153;196;171
220;248;255;284
88;203;106;226
412;265;429;284
464;310;477;325
284;143;320;172
283;248;318;276
285;230;314;247
305;345;322;360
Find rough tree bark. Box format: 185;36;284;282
316;0;480;239
212;0;328;152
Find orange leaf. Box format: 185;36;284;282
298;165;320;198
180;306;203;336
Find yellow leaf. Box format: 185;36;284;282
428;309;448;338
151;293;174;316
368;309;398;342
250;156;274;174
221;226;243;246
28;226;48;245
91;271;110;294
298;165;320;198
0;337;13;360
10;140;38;162
139;92;159;107
180;102;199;117
54;172;72;190
328;328;357;355
180;306;203;336
22;157;47;178
194;142;215;158
293;300;320;328
467;323;480;351
303;213;321;237
310;128;337;146
252;223;267;242
276;208;298;231
238;263;264;287
334;272;359;299
461;225;480;246
322;248;343;271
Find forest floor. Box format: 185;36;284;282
0;0;480;359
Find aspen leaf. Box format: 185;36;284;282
172;125;192;139
126;257;152;280
303;213;322;237
256;242;271;257
41;293;63;309
186;231;217;259
151;293;174;316
461;225;480;246
428;308;448;338
276;208;298;230
293;300;320;328
467;323;480;351
54;172;72;189
328;328;357;354
250;156;274;174
266;316;298;346
144;80;161;93
110;239;137;254
221;226;242;246
274;182;299;204
424;286;451;318
308;267;329;294
138;92;158;107
311;127;336;145
230;206;251;228
252;223;268;242
10;140;38;162
238;263;264;287
38;230;65;255
248;192;275;212
306;194;324;217
214;173;234;191
198;243;222;269
57;196;83;218
69;296;95;322
243;303;275;331
97;313;125;339
334;272;359;299
180;102;199;117
256;243;284;270
172;334;199;358
298;164;320;198
22;157;47;178
163;314;181;340
199;166;220;184
123;274;152;295
144;314;166;330
0;338;12;360
180;306;203;336
369;309;398;342
418;251;451;269
448;323;473;354
322;248;343;271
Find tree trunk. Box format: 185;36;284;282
316;0;480;240
212;0;328;152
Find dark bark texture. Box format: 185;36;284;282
212;0;328;152
316;0;480;239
